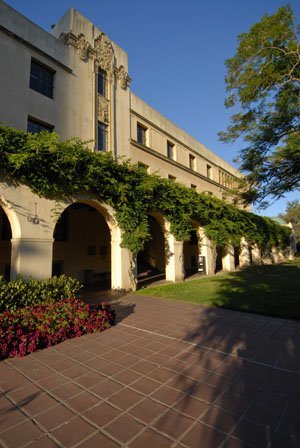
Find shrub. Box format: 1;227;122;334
0;298;116;360
0;275;82;312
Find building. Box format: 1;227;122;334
0;2;291;289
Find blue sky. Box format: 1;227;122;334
4;0;300;217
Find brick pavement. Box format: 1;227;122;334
1;293;300;447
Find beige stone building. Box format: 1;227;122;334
0;2;290;289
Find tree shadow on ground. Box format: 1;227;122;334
165;265;300;447
213;263;300;320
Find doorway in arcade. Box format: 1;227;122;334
53;203;111;289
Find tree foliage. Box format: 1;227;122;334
220;5;300;205
279;199;300;243
0;125;291;253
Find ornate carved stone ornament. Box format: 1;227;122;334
77;33;92;61
116;65;131;90
94;33;114;77
97;95;109;123
59;32;92;61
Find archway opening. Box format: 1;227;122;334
0;206;12;281
215;246;225;274
53;203;111;288
234;246;240;268
137;215;166;287
183;228;200;278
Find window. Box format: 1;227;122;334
29;59;54;98
27;117;53;133
167;141;175;160
97;69;107;97
207;164;212;179
137;123;147;146
168;174;176;181
189;155;196;171
137;162;149;172
97;122;108;151
191;184;197;190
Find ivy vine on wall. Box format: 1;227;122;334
0;125;291;253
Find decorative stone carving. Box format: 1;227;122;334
59;32;92;61
94;33;114;77
116;65;131;90
97;95;109;123
77;33;92;61
59;32;77;47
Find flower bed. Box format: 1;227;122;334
0;298;116;360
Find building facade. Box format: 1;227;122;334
0;2;292;289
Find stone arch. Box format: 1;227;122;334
137;211;167;287
52;199;116;287
0;199;21;281
183;221;202;278
0;196;21;239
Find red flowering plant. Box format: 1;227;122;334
0;298;116;360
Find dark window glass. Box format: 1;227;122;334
30;60;54;98
97;122;108;151
27;118;53;134
167;142;174;159
98;69;107;97
137;124;147;145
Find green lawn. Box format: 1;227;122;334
137;259;300;320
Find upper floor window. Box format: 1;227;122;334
97;69;107;97
29;60;54;99
189;154;196;171
207;164;212;179
137;162;149;173
168;174;176;181
191;184;197;190
167;141;175;160
27;117;53;133
137;123;147;146
97;122;108;151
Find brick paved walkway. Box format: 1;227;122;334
1;294;300;447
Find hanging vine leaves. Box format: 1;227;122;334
0;125;291;253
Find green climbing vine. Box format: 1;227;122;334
0;125;291;253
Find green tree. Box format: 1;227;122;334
279;199;300;244
219;5;300;206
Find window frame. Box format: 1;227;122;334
137;123;147;146
137;162;150;173
29;59;55;99
207;164;212;179
167;141;175;160
97;69;108;98
97;121;108;151
27;117;54;134
189;154;196;171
